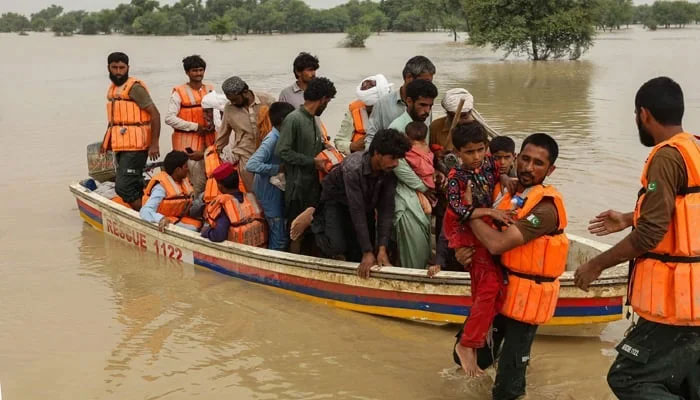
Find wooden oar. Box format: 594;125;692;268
445;98;465;148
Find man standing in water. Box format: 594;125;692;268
101;52;161;211
279;52;319;109
575;77;700;399
454;133;568;399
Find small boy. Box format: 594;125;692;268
404;121;436;214
442;122;513;377
489;136;517;196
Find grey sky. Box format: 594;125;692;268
2;0;656;16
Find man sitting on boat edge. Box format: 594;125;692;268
140;150;202;232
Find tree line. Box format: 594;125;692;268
1;0;698;57
592;0;700;31
0;0;469;38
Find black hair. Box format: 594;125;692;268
405;121;428;141
303;77;336;101
402;55;436;80
107;52;129;65
489;136;516;154
219;169;240;190
269;102;295;127
405;79;438;101
293;52;319;78
635;76;684;126
182;55;206;72
163;151;189;175
520;133;559;165
452;122;487;150
368;129;411;158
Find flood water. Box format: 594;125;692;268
1;27;699;399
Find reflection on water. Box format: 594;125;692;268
2;27;700;399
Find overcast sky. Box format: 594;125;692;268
3;0;656;16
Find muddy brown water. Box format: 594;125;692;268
1;27;699;399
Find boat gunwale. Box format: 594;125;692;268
70;183;628;287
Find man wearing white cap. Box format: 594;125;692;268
334;74;393;155
430;88;497;152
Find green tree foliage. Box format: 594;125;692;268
0;13;31;32
632;1;697;29
593;0;634;31
31;4;63;26
31;17;47;32
51;14;78;36
209;15;233;39
361;10;389;34
81;13;101;34
465;0;596;60
132;10;188;35
345;23;371;47
94;9;117;33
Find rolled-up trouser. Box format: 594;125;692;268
115;150;148;203
607;317;700;400
454;314;538;400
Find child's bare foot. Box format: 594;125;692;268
455;343;485;377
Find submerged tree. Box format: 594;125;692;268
345;24;371;47
209;15;233;39
465;0;596;60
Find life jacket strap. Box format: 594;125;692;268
505;269;557;284
678;186;700;195
640;252;700;263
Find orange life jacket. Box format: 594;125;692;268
630;132;700;326
494;185;569;325
102;77;152;152
316;119;343;180
205;193;267;247
171;83;215;152
142;171;202;229
349;100;368;143
203;145;246;203
317;147;344;181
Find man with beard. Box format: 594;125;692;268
454;133;568;399
215;76;275;192
165;55;214;195
101;52;161;211
275;77;336;254
575;77;700;399
334;74;393;155
312;129;411;277
386;78;438;269
278;52;319;109
364;55;436;149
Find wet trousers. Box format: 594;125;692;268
459;247;505;348
607;317;700;400
454;314;538;400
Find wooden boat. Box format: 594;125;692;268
70;182;628;331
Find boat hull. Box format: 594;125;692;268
72;183;628;329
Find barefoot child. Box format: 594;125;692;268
443;122;514;377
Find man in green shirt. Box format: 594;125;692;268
387;79;438;269
275;77;337;253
